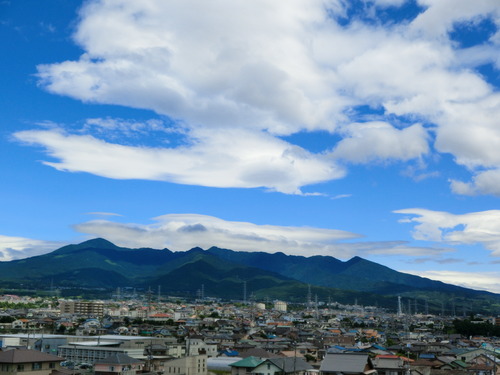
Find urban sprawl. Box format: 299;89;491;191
0;294;498;375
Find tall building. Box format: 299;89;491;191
59;300;104;317
274;301;287;312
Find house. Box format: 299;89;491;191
229;356;264;375
372;355;410;375
0;347;63;375
320;353;376;375
252;356;312;375
94;353;144;375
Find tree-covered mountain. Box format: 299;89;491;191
0;238;498;314
206;247;491;296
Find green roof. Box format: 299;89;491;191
451;360;468;369
229;356;264;368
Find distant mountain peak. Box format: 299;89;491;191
79;238;118;249
189;246;205;252
347;255;363;263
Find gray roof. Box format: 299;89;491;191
0;348;63;364
267;357;312;373
94;353;144;365
320;353;373;374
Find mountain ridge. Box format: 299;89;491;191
0;238;498;313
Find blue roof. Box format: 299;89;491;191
222;349;239;357
419;354;436;359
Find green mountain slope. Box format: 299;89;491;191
0;238;498;313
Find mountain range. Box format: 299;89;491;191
0;238;498;314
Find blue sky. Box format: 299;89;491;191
2;0;500;293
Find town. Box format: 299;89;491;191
0;293;498;375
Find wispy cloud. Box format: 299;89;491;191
406;257;465;265
73;214;363;256
0;235;62;261
15;128;342;194
402;269;500;294
331;194;352;200
70;213;452;259
85;212;123;217
395;208;500;257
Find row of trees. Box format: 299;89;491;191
452;318;500;337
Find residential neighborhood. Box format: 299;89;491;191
0;294;498;375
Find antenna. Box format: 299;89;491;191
398;296;403;317
147;287;152;319
307;285;312;309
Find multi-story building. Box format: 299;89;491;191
59;300;104;317
163;354;207;375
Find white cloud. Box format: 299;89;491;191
14;128;342;194
330;122;429;163
10;0;499;194
37;0;344;135
402;269;500;293
74;213;362;256
395;208;500;256
0;235;62;261
450;169;500;196
71;213;448;258
410;0;500;38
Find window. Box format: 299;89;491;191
49;363;56;369
32;363;41;370
17;365;25;371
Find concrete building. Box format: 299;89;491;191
59;300;104;317
163;354;207;375
274;301;287;312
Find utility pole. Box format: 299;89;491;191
243;281;247;304
307;285;312;309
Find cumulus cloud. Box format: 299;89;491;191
395;208;500;256
0;235;62;261
410;0;500;38
70;213;446;258
330;122;429;163
450;168;500;196
10;0;500;194
402;269;500;293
